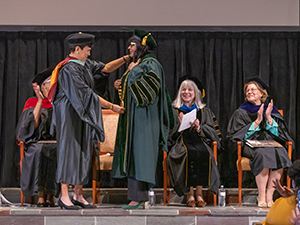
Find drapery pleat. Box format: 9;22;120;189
0;30;299;188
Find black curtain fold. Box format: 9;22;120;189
1;30;299;188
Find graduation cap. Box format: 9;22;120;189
245;76;269;90
65;32;95;47
32;66;55;86
178;75;205;98
133;29;157;50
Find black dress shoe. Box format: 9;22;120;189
37;202;45;207
44;201;55;207
58;199;79;210
71;199;96;209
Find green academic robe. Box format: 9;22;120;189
111;54;173;187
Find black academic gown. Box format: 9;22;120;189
167;106;222;196
227;102;293;176
15;98;57;196
52;58;105;185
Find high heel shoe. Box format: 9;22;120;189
121;201;147;210
257;197;267;208
58;199;79;210
44;201;55;207
267;201;274;208
71;199;96;209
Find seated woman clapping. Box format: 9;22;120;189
227;77;293;208
167;75;223;207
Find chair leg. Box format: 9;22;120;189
214;193;217;206
92;180;96;205
163;151;168;206
21;190;24;206
237;141;242;207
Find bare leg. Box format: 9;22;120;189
73;185;89;204
60;183;73;206
195;186;204;202
195;185;206;207
37;190;45;204
266;168;283;204
187;187;195;202
255;168;269;203
186;186;195;207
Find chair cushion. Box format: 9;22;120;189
99;154;113;170
236;157;251;171
100;112;119;153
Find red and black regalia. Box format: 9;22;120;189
15;97;58;196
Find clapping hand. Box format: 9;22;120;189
190;118;201;132
266;99;274;126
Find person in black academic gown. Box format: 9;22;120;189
50;32;126;210
16;67;58;207
227;77;293;208
167;76;222;207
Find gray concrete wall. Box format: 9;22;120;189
0;0;298;26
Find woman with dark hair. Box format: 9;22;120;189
50;32;126;210
111;29;173;210
227;77;293;208
167;76;222;207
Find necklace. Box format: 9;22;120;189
118;69;130;107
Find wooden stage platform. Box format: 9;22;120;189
0;188;270;225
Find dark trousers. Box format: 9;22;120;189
127;177;149;202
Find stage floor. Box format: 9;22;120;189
0;203;269;225
0;188;269;225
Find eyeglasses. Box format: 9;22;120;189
246;88;258;93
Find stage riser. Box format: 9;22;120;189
0;215;265;225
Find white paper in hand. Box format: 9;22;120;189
178;108;197;132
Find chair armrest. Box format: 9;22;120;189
212;141;217;164
286;141;292;189
237;141;242;170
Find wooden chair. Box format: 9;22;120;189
92;109;119;205
237;110;292;206
163;141;218;206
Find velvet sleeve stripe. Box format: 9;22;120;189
136;80;153;103
130;70;161;107
130;84;144;106
213;115;222;140
144;75;159;95
147;71;161;88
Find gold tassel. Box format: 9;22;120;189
142;33;151;46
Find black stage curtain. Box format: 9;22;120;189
0;30;299;188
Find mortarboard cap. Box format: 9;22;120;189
245;76;269;90
65;32;95;47
32;66;55;86
178;75;205;98
133;29;157;50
